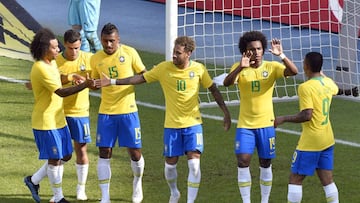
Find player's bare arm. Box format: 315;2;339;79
25;73;87;90
269;38;298;76
274;109;313;128
55;74;95;97
96;72;146;87
60;73;86;85
208;83;231;131
223;50;253;86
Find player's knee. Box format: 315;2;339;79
259;158;272;168
62;154;72;162
128;149;142;161
99;147;112;159
236;154;252;167
237;157;251;167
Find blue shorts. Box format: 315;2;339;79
66;116;91;144
163;124;203;157
33;126;73;160
67;0;101;31
291;146;334;176
234;127;276;159
96;113;142;148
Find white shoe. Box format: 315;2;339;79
132;177;143;203
169;192;180;203
76;191;88;201
76;185;88;201
100;200;111;203
49;196;55;203
132;192;143;203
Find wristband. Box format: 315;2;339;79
279;53;286;60
110;79;116;85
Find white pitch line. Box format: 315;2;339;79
3;76;360;148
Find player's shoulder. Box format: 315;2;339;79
323;76;335;83
189;60;205;68
298;80;312;91
79;50;94;58
190;60;207;74
120;44;138;53
55;53;66;63
156;60;172;67
323;76;339;90
262;60;283;67
90;50;106;60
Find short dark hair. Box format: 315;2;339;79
30;28;56;60
101;23;119;36
305;52;323;72
64;29;81;44
174;36;196;53
238;31;267;54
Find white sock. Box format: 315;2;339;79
32;161;48;185
131;156;145;201
98;158;111;201
238;167;251;203
131;155;145;179
260;166;273;203
76;163;89;193
58;160;65;186
59;164;64;180
165;162;180;196
47;164;64;202
187;158;201;203
323;182;339;203
287;184;302;203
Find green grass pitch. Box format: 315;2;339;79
0;52;359;202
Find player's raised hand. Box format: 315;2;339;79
240;50;254;68
269;38;283;56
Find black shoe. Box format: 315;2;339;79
24;176;41;203
351;87;359;97
56;198;70;203
337;87;359;97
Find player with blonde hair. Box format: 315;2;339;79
96;35;231;203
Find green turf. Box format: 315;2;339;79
0;53;359;202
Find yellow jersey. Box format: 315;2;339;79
297;76;339;151
143;60;213;128
91;44;146;114
230;61;285;128
56;51;92;117
30;60;66;130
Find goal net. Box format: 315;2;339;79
164;0;360;106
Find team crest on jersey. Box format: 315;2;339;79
189;71;195;79
80;65;86;71
262;71;269;78
119;56;125;63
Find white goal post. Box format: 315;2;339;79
164;0;360;106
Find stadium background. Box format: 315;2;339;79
11;0;354;56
